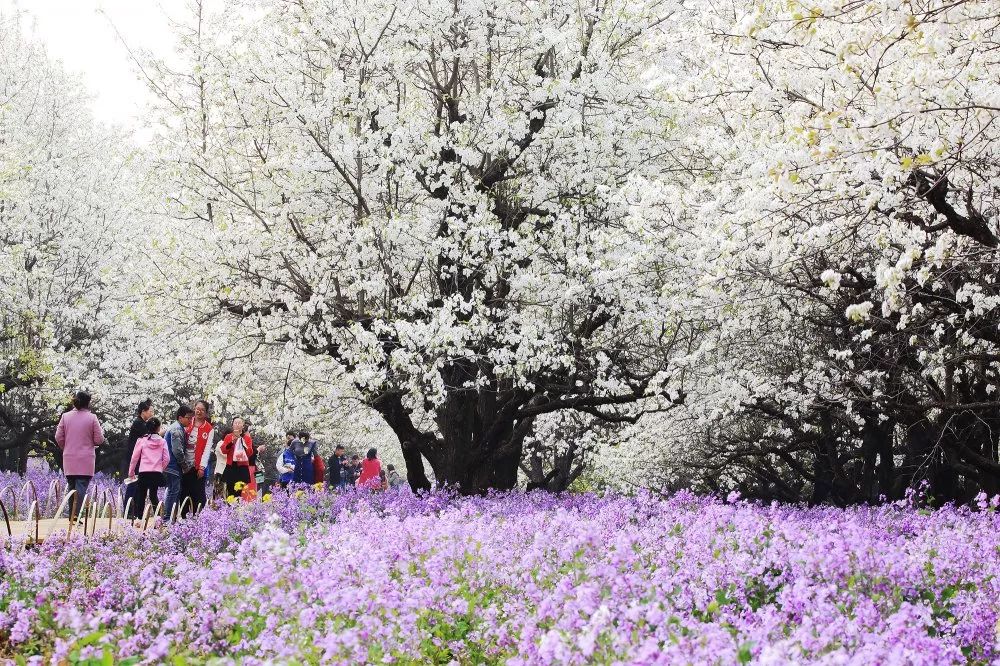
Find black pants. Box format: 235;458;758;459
180;469;206;517
223;465;250;498
135;472;163;519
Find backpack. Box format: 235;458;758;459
313;454;325;484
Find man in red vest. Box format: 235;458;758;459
181;399;215;516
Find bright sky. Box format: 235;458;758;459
0;0;181;128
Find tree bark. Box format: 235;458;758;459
400;439;432;493
428;388;529;494
368;392;432;492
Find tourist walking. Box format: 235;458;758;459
55;391;106;520
182;399;214;516
128;418;169;520
163;405;194;520
220;417;254;498
123;399;153;518
356;448;383;490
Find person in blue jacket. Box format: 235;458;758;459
163;405;194;520
276;433;296;488
292;430;316;484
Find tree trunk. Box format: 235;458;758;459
400;439;432;492
810;412;837;505
0;439;29;473
859;419;877;503
810;438;833;505
875;421;896;501
368;392;432;492
860;409;892;503
429;393;526;494
897;418;934;496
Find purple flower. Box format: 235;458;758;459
0;479;997;663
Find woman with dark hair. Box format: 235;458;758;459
128;418;168;520
123;399;154;518
292;431;316;485
220;417;254;498
356;447;383;490
55;391;106;519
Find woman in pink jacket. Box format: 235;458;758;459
55;391;105;519
128;418;169;520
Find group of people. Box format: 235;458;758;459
124;399;252;519
54;391;407;522
313;441;406;492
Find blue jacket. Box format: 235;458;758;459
293;439;317;484
164;421;188;476
278;448;296;484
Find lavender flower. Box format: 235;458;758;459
1;480;998;663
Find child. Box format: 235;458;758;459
128;418;169;520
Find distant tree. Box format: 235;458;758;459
658;0;1000;504
0;16;162;472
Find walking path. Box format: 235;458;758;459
3;517;144;543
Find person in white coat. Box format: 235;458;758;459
276;436;296;488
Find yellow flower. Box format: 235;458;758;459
234;481;246;491
262;493;272;503
226;495;237;505
294;490;304;499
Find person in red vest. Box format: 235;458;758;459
181;399;214;515
220;417;254;498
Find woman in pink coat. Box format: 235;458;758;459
55;391;105;518
128;418;169;520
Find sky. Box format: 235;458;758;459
0;0;182;128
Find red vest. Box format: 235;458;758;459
186;420;214;471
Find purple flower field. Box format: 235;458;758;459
1;472;998;664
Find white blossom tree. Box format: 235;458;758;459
651;0;1000;503
152;0;693;493
0;15;173;471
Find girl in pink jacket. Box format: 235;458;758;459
128;418;169;520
